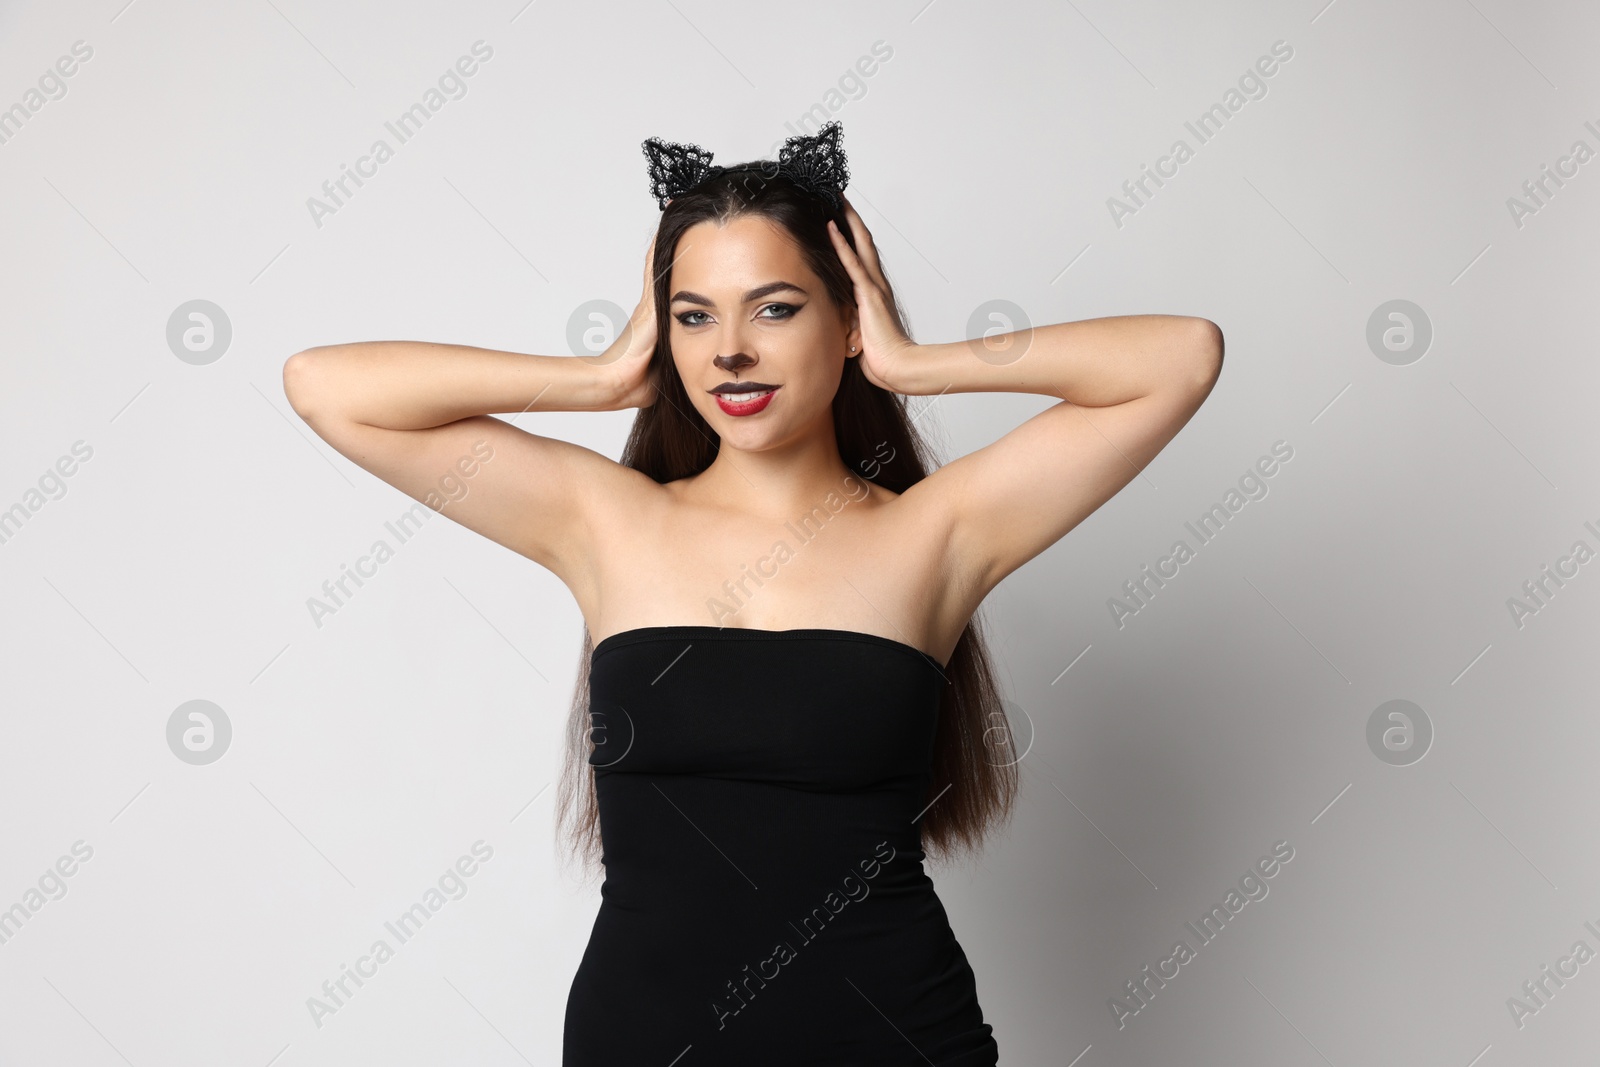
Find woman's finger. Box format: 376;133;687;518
827;219;873;292
828;218;905;347
839;198;903;320
839;196;882;274
838;197;889;292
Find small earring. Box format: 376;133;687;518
850;346;857;352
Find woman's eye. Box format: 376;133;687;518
677;304;798;327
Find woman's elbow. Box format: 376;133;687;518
1185;318;1224;392
282;349;330;417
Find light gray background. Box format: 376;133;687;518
4;0;1598;1063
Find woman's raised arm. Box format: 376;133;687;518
282;337;641;430
826;199;1222;599
280;241;662;586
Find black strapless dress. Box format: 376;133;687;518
563;625;1000;1066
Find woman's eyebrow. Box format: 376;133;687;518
670;281;808;306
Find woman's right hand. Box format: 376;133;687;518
600;233;663;410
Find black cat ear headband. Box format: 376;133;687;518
641;120;850;213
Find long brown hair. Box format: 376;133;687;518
555;160;1019;879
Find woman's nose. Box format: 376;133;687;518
714;352;754;372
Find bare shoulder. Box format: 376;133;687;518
886;358;1219;601
864;475;992;659
543;441;669;608
287;397;666;611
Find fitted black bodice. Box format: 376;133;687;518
562;626;999;1066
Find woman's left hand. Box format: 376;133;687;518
828;196;916;393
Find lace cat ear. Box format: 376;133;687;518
642;136;718;211
776;121;850;213
643;124;851;212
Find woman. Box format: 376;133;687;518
283;122;1222;1065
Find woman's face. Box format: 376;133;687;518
666;213;859;450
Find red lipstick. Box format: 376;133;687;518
712;386;779;417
